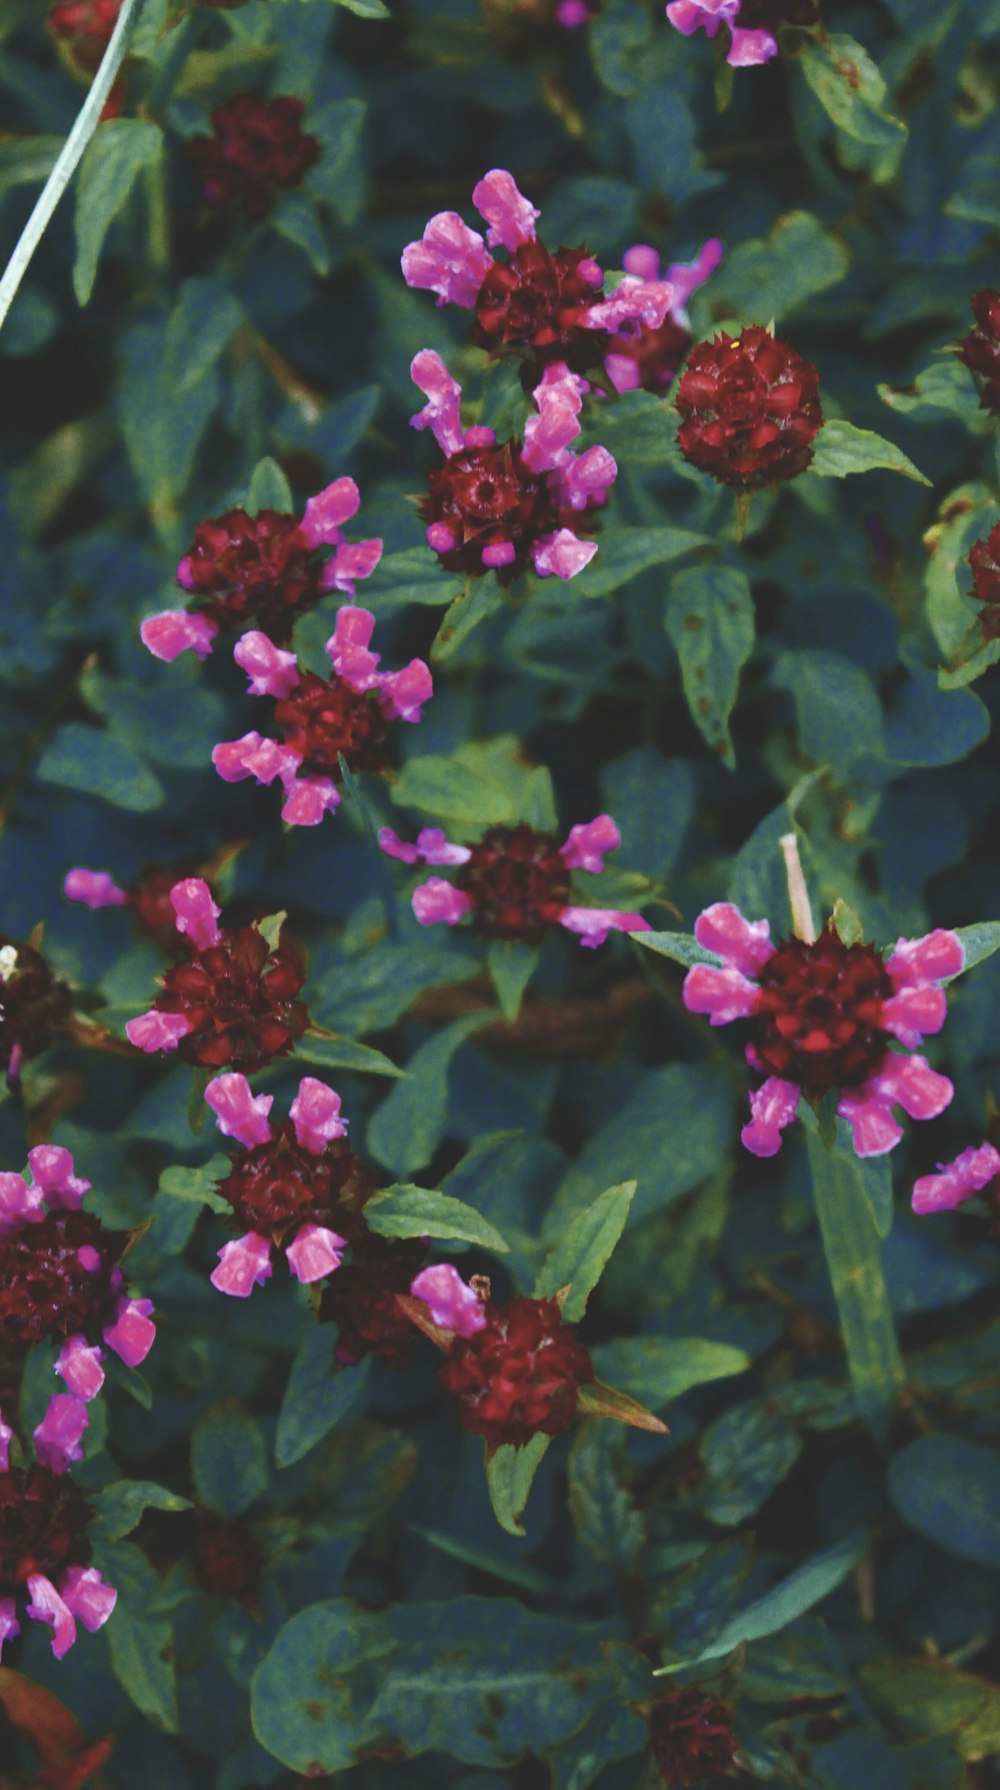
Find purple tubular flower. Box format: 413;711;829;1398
912;1142;1000;1216
410;1264;488;1336
666;0;779;65
683;903;962;1158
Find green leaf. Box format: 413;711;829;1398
275;1338;370;1468
394;735;556;830
295;1032;405;1077
73;119;164;305
860;1655;1000;1763
308;99;367;223
659;1532;867;1670
366;1183;509;1252
697;210;850;325
664;565;755;769
568;1424;643;1568
771;648;885;771
485;1434;552;1536
487;938;539;1022
366;1012;487;1177
251;1602;394;1771
878;358;985;425
365;548;463;614
952;921;1000;976
274;190;331;276
37;724;165;812
628;929;719;969
888;1436;1000;1567
431;578;504;662
809;419;930;485
95;1538;179;1730
334;0;390;22
191;1397;269;1519
93;1480;192;1541
570;525;707;599
584;390;683;466
534;1181;636;1320
800;34;907;174
589;1336;750;1410
164;275;243;398
247;456;293;515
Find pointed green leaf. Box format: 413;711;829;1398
487;938;540;1022
628;929;719;968
809;419;930;485
665;565;755;768
366;1183;509;1252
276;1339;370;1468
73;119;164;305
247;456;293;515
534;1181;636;1320
485;1433;551;1536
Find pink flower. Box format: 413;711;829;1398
665;0;780;67
141;479;382;658
682;904;962;1157
410;1263;488;1336
912;1142;1000;1216
380;814;651;948
414;354;616;583
602;239;723;395
203;1073;361;1296
212;606;432;827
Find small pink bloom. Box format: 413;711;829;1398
33;1394;88;1472
521;368;585;474
666;238;725;320
584;280;676;333
26;1145;91;1209
666;0;738;37
684;963;761;1025
401;211;494;308
0;1171;43;1236
102;1297;156;1368
25;1574;76;1659
286;1222;347;1283
126;1009;194;1054
300;475;361;543
556;0;591;27
63;868;128;910
728;24;779;64
380;826;472;867
836;1091;903;1157
887;930;965;988
531;530;598;580
881;985;947;1050
622;244;662;283
211;1233;273;1298
471;169;540;253
0;1599;19;1659
558;907;652;948
377;660;434;723
60;1564;117;1635
321;536;383;594
410;1263;488;1335
694;902;775;976
412;880;477;927
171;878;221;952
140;609;219;662
55;1336;105;1402
742;1076;800;1157
912;1142;1000;1216
206;1072;274;1148
411;349;466;457
0;1413;11;1472
76;1246;101;1272
862;1052;953;1123
233;630;300;699
289;1076;347;1153
279;775;342;827
328;605;380;688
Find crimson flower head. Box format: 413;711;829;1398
648;1687;737;1785
48;0;119;50
676;326;823;490
381;813;650;948
0;937;73;1091
683;904;962;1157
188;94;321;220
140;479;382;663
603;241;723;395
0;1146;154;1404
0;1396;116;1663
968;520;1000;640
212;606;432;827
957;290;1000;416
194;1511;262;1605
319;1234;429;1368
413;352;616;582
202;1072;373;1298
126;879;309;1073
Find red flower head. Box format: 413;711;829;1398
125;880;309;1073
0;938;73;1091
202;1072;373;1297
212;606;432;828
0;1398;116;1663
648;1687;737;1785
319;1234;429;1367
0;1146;154;1404
64;865;218;946
140;479;382;663
675;326;823;490
957;289;1000;416
412;352;616;582
683;903;962;1157
194;1511;262;1604
47;0;119;53
381;813;650;948
968;520;1000;640
188;93;321;220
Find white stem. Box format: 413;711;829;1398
780;831;816;944
0;0;145;334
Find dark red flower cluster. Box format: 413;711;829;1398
188;94;321;220
0;937;73;1088
47;0;119;50
271;673;389;779
177;509;328;645
473;241;608;385
216;1121;374;1248
420;438;569;584
0;1212;124;1352
969;521;1000;641
320;1235;428;1367
957;289;1000;415
456;825;572;942
439;1296;594;1446
194;1512;262;1604
0;1466;92;1600
675;326;823;490
605;313;693;395
648;1688;737;1786
151;924;308;1073
753;926;893;1096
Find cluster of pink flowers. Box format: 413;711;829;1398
666;0;781;66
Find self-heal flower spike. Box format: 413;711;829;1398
212;606;431;826
676;326;823;490
0;1146;154;1402
204;1073;375;1296
648;1687;738;1787
968;521;1000;642
957;289;1000;416
0;1396;116;1662
141;479;382;660
188;93;321;220
603;241;723;396
413;353;616;583
683;903;962;1157
912;1142;1000;1216
666;0;817;67
126;879;309;1073
402;168;678;385
380;814;651;946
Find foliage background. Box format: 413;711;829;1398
2;0;1000;1783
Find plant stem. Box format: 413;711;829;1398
780;830;816;942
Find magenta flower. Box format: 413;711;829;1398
212;605;432;827
402;168;678;383
0;1145;154;1402
380;813;651;947
0;1395;116;1661
912;1142;1000;1216
682;904;962;1157
665;0;780;66
603;240;723;395
410;1264;488;1336
413;353;616;582
140;478;382;662
203;1072;377;1297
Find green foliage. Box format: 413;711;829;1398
191;1398;269;1519
664;564;755;767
